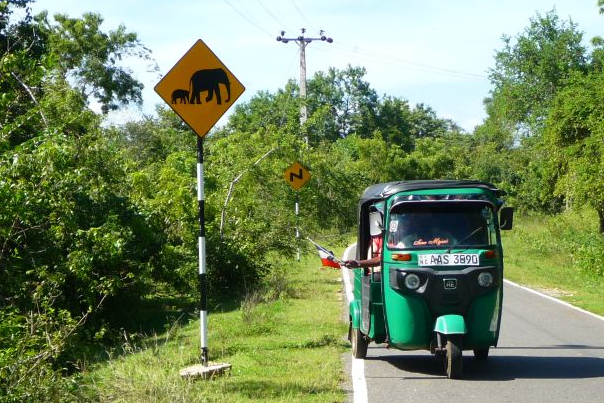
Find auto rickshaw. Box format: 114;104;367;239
348;180;513;378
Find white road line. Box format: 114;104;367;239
342;243;368;403
351;357;368;403
504;279;604;323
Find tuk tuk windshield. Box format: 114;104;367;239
386;202;497;249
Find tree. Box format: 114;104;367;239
374;96;414;151
39;11;154;113
487;10;587;137
472;10;594;212
1;3;151;149
409;103;462;139
306;65;379;140
544;71;604;232
219;81;301;138
0;5;164;400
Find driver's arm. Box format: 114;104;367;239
345;255;381;268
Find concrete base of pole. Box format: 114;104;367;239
179;362;232;379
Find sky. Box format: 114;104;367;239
28;0;604;131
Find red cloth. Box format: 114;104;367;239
315;244;341;269
370;236;383;258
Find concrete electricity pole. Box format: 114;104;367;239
277;29;332;261
276;29;333;143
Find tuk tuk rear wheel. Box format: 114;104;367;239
444;336;463;379
351;327;368;359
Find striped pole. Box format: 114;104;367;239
295;193;300;261
197;136;208;366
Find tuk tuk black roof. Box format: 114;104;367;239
359;180;503;204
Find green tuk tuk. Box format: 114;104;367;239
348;180;513;379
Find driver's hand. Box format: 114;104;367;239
344;260;359;268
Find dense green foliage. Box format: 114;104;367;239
1;3;162;401
2;1;604;401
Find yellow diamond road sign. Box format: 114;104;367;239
284;161;311;191
154;39;245;138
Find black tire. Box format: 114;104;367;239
351;327;368;359
473;348;489;360
444;336;463;379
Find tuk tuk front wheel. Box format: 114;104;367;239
473;348;489;360
444;335;463;379
351;327;368;359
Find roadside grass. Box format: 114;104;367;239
72;210;604;402
81;254;348;403
501;208;604;315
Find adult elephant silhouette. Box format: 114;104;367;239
189;68;231;105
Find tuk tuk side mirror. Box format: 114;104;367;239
499;207;514;230
369;211;383;236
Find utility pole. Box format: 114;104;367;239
277;28;332;262
276;28;333;142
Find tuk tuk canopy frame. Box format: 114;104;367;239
356;180;504;260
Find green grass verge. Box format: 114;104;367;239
81;255;348;403
502;209;604;315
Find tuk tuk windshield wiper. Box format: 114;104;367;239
446;225;484;253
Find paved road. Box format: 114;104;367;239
342;245;604;403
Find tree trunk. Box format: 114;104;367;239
599;208;604;234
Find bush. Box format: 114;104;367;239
514;209;604;278
0;307;85;403
572;240;604;277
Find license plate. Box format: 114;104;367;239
418;253;479;266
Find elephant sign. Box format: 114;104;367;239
171;89;189;104
189;68;231;105
154;39;245;138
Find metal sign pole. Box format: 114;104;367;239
296;193;300;261
197;136;209;367
283;161;310;262
155;39;241;379
179;135;230;379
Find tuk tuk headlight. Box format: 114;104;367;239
404;273;421;290
477;272;493;287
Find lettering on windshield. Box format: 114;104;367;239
413;237;450;246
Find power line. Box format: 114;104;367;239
233;0;262;24
320;48;482;80
222;0;273;37
255;0;290;31
288;0;317;32
333;42;485;79
280;46;300;85
328;41;487;80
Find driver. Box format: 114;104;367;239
391;210;455;248
390;214;426;248
345;208;382;268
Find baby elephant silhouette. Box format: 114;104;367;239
189;68;231;105
171;89;189;104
